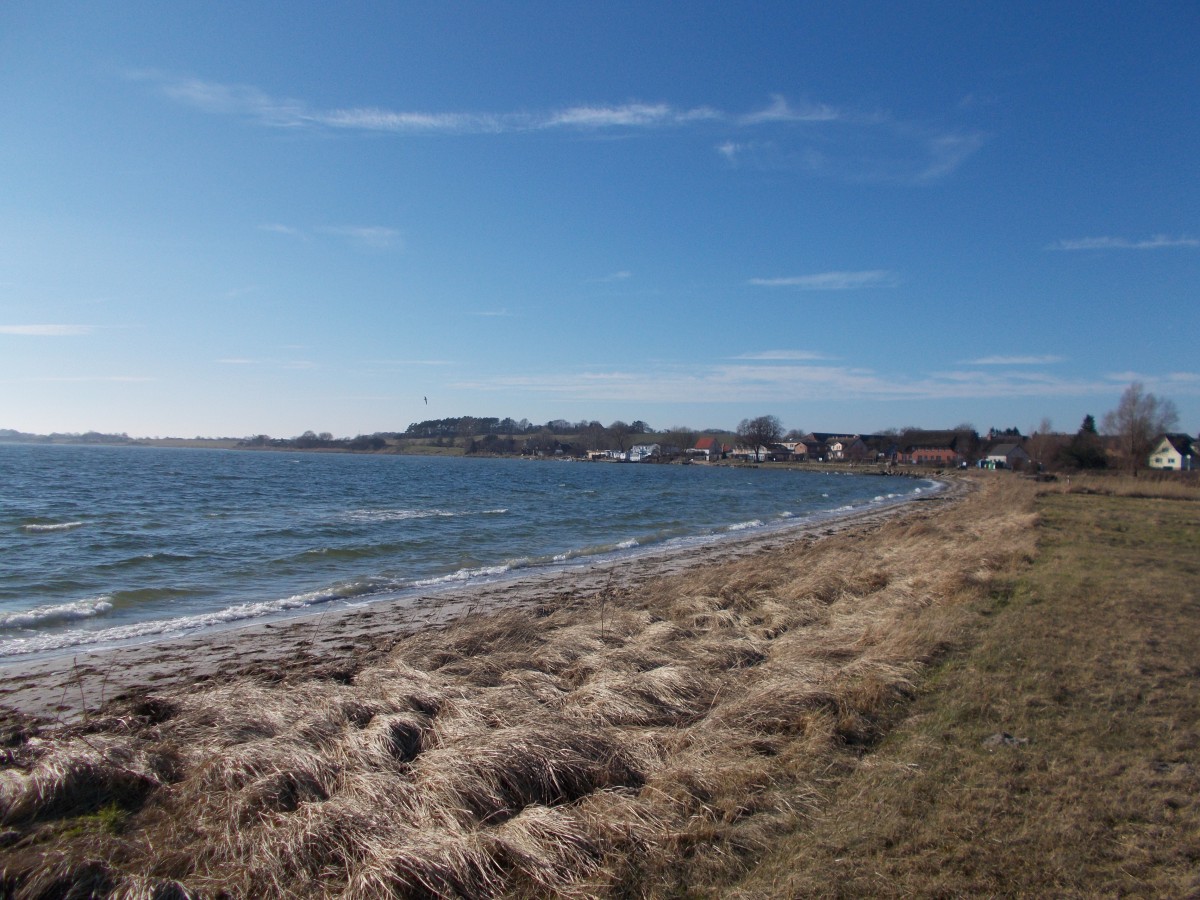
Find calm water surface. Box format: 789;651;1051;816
0;444;938;659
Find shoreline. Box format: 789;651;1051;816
0;478;961;724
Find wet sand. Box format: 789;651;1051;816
0;479;959;724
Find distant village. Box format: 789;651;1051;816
527;426;1197;474
3;405;1195;474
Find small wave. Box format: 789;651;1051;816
552;537;638;563
345;507;509;524
22;521;86;534
412;563;513;588
345;508;456;523
97;552;196;571
0;596;113;630
726;519;763;532
0;581;379;656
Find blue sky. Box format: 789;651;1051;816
2;2;1197;439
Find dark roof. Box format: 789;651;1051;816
901;430;976;452
1160;433;1198;455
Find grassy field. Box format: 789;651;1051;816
734;477;1200;897
1;474;1196;897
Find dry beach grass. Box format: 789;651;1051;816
9;471;1181;897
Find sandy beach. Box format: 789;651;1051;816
0;481;954;724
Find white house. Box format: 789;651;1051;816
985;443;1031;469
628;443;661;462
1149;434;1198;471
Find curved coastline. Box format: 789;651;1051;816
0;473;960;721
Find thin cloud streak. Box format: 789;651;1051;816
964;355;1066;366
260;223;400;248
452;359;1164;404
21;375;153;383
740;94;841;124
258;223;303;237
1050;234;1199;251
317;226;402;249
0;325;92;336
731;350;833;361
748;270;897;290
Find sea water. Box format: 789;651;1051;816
0;443;937;660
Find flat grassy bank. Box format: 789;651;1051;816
735;477;1200;897
2;474;1196;897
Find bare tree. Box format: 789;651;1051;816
736;415;784;462
1102;382;1179;473
662;426;697;452
1026;417;1054;470
606;420;634;453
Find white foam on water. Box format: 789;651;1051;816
0;596;114;630
21;521;86;533
0;580;382;657
727;519;764;531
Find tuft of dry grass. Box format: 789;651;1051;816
1044;469;1200;500
1;475;1049;898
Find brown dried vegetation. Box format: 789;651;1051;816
1;477;1040;898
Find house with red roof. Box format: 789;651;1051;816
688;436;727;461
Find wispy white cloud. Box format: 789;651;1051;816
258;223;304;237
317;226;402;249
453;357;1170;405
1103;370;1200;395
963;354;1066;366
731;350;833;361
1050;234;1199;251
0;324;92;336
151;75;305;125
216;357;316;370
748;270;897;290
139;74;981;182
915;131;986;183
367;358;455;367
317;108;505;133
260;223;400;248
22;375;153;383
547;103;688;128
716;141;742;162
740;94;841;125
471;309;515;318
599;270;632;282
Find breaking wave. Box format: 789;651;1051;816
0;581;380;656
0;596;113;630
